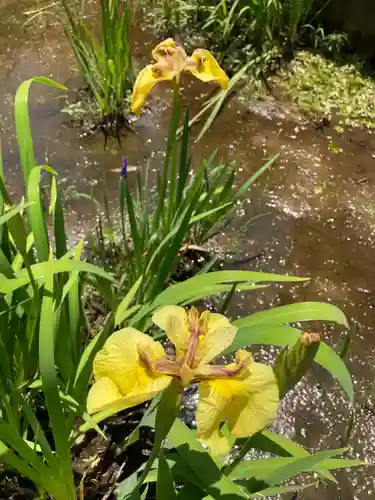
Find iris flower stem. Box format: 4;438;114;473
156;81;181;233
223;437;253;476
136;440;162;490
167;81;181;223
135;380;181;491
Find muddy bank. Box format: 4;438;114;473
1;2;375;499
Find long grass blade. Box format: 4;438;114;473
15;78;66;189
39;255;76;499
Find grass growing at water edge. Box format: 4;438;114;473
90;40;276;305
275;51;375;129
59;0;133;128
144;0;317;70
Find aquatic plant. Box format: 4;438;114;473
93;294;361;498
111;131;275;305
59;0;133;125
88;306;279;455
131;38;229;114
139;1;321;133
0;76;363;499
145;0;317;67
0;77;116;500
90;40;274;304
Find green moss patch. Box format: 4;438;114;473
275;51;375;129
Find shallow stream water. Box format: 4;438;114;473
2;1;375;498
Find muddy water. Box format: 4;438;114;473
0;0;164;237
2;1;375;499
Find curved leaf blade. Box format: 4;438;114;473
0;201;34;226
115;276;143;326
262;447;348;486
168;419;249;499
27;167;50;262
241;430;336;483
153;271;308;309
234;302;349;329
229;456;365;481
15;77;66;187
157;451;175;500
248;482;318;498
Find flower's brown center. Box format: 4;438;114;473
193;350;251;382
151;65;163;78
182;307;208;370
195;56;205;73
139;350;154;372
140;310;247;387
156;47;175;58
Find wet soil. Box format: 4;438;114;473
2;1;375;499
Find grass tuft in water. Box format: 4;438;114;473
59;0;133;129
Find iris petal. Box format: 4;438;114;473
87;377;123;414
131;41;228;115
194;312;237;366
88;327;172;414
131;64;175;115
152;38;178;61
196;361;279;455
196;380;230;456
87;378;169;415
152;306;189;359
185;49;229;89
227;362;279;437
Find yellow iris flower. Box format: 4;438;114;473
87;306;279;455
131;39;229;115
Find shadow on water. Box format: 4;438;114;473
2;1;375;498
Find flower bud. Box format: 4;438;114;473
273;332;321;398
121;155;128;178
